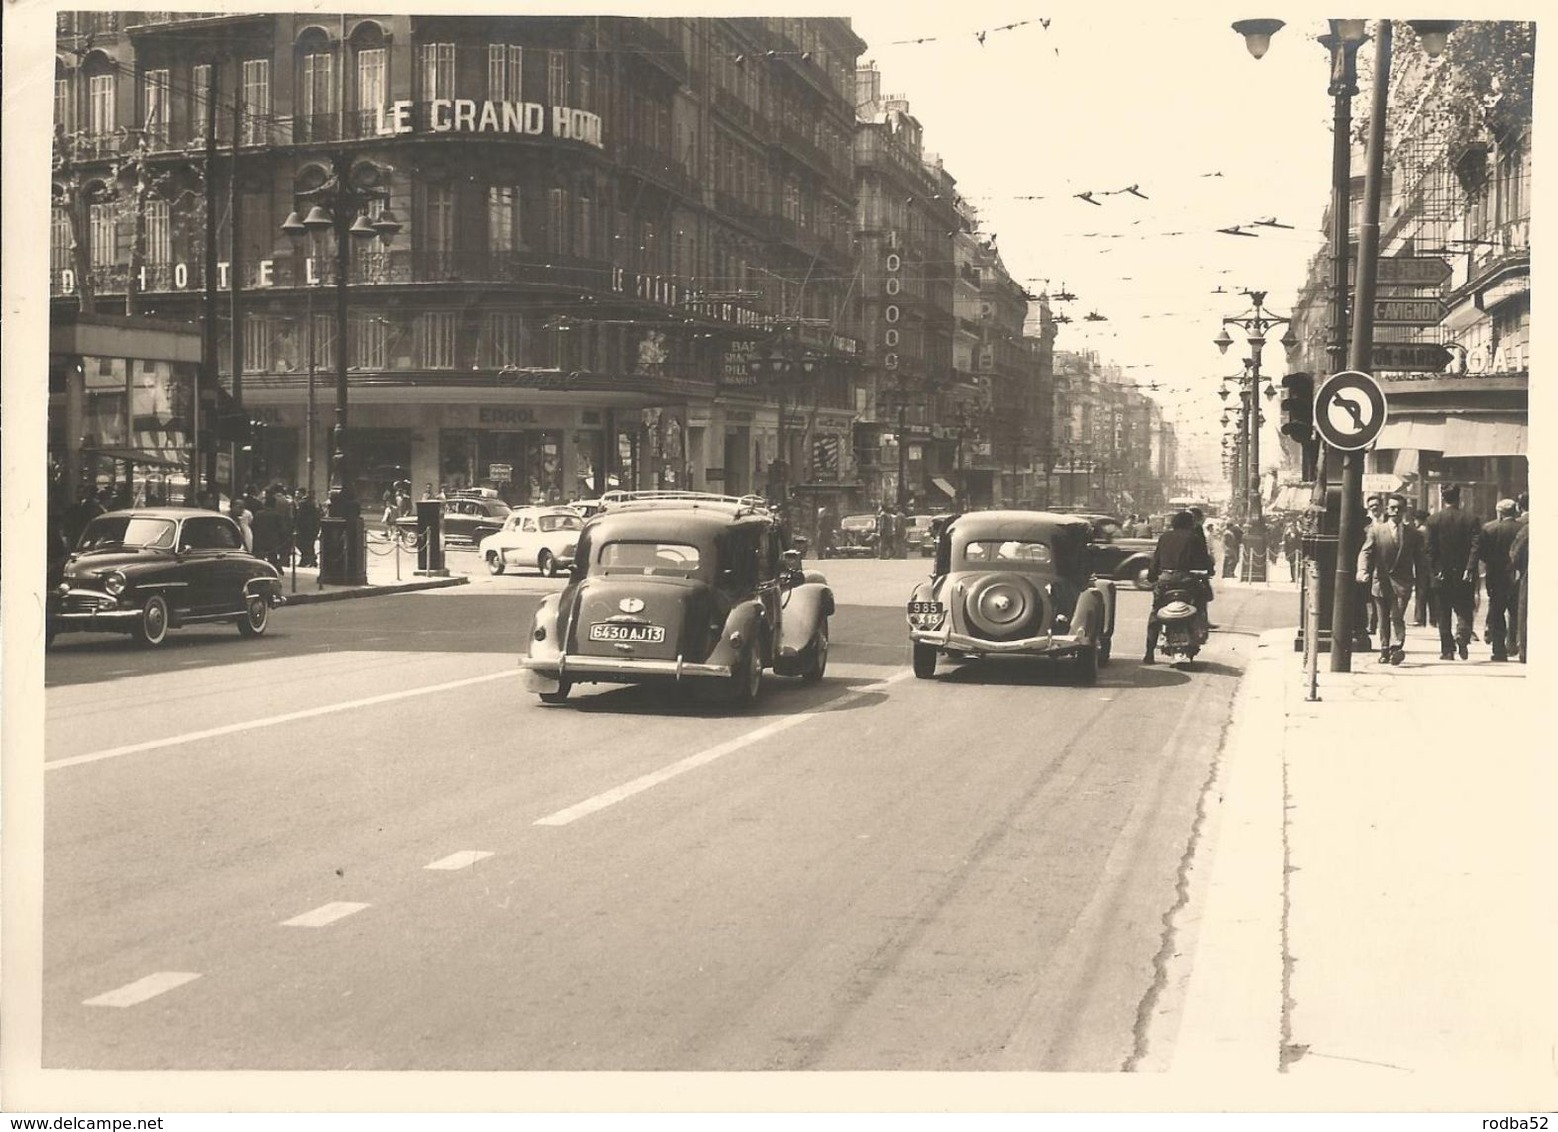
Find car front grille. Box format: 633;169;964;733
61;592;117;613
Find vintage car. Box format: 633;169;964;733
906;510;1116;684
397;492;512;547
905;513;953;558
833;513;879;557
477;506;584;577
518;492;834;706
1075;512;1157;589
48;508;285;648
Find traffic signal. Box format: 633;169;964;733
1279;372;1315;442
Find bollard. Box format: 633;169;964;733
1304;554;1322;702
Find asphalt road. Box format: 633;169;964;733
44;560;1294;1070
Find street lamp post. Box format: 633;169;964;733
748;326;817;507
280;153;399;586
1214;290;1296;580
1232;16;1461;667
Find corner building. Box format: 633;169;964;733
50;14;865;507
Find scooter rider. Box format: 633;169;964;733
1144;509;1215;664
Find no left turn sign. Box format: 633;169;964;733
1314;370;1388;451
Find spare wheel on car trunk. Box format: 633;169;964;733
963;572;1047;640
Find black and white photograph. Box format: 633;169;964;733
2;0;1552;1118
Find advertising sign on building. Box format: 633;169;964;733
488;463;513;483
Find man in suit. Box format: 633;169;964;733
1356;493;1427;665
1471;498;1522;661
1361;494;1386;634
1425;484;1480;660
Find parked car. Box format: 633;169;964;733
519;492;834;707
833;513;879;557
1074;513;1157;589
399;494;512;547
47;508;285;648
905;513;952;557
477;506;583;577
906;510;1116;684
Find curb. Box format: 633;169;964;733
1166;626;1293;1074
280;575;470;605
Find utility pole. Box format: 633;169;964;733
200;62;219;501
1331;21;1393;672
229;86;245;498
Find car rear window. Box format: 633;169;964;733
599;540;701;573
539;514;583;533
961;539;1053;565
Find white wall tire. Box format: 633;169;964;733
133;595;170;647
237;595;269;637
487;550;506;575
539;549;558;578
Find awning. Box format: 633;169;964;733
931;476;957;498
1271;485;1315;512
1392;447;1420;477
1374;417;1447;451
1441;419;1528;458
88;446;188;469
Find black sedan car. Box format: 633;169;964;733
519;491;834;707
48;508;285;647
396;492;513;547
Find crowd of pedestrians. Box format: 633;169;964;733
1357;485;1529;665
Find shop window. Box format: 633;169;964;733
142;69;170;145
88;72;115;136
417;311;458;369
419;43;455;101
488;44;522;101
240;59;271;145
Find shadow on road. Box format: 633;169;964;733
556;675;892;718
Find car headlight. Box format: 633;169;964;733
103;571;127;596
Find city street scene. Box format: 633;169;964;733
6;4;1548;1116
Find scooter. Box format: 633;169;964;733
1154;569;1210;664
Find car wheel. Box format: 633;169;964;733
538;679;572;705
1098;634;1112;665
801;620;829;684
132;595;170;647
486;550;506;575
237;595;269;637
539;549;558;578
912;641;938;679
729;646;762;706
1074;643;1099;686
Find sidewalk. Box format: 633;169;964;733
1176;622;1553;1106
273;533;471;605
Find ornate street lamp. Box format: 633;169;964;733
280;154;398;586
747;329;818;506
1233;17;1459;669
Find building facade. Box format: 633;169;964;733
51;13;866;509
1286;21;1531;518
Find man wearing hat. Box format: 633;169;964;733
1356;493;1427;665
1425;484;1480;660
1470;498;1522;661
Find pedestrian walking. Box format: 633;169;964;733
1470;498;1521;662
294;489;321;568
1510;495;1529;663
1425;484;1480;660
1361;494;1385;634
252;493;290;570
1356;493;1427;665
1282;520;1301;583
1220;522;1242;579
228;496;255;554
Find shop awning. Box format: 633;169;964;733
931;476;957;498
89;446;188;469
1441;419;1528;458
1374;417;1447;451
1271;485;1315;512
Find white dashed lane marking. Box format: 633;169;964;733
425;850;493;871
281;901;370;928
535;671;914;826
83;971;201;1008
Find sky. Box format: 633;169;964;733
847;5;1353;488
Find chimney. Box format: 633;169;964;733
855;64;880;115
